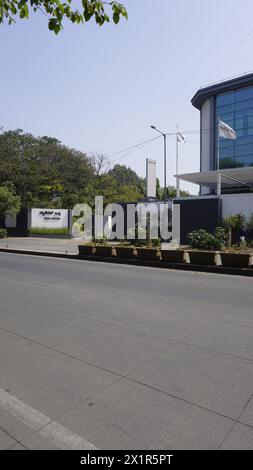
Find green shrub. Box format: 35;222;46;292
28;227;69;235
214;227;227;245
0;228;7;239
187;228;225;251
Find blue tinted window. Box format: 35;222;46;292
216;85;253;168
235;98;253;111
235;87;253;102
216;92;234;106
217;103;234;114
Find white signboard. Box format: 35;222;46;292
30;208;69;229
146;158;157;198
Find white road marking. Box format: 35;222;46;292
0;388;97;450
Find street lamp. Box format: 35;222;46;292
150;125;167;200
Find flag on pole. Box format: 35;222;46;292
177;129;186;143
219;120;237;140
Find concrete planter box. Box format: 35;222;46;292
161;250;188;264
95;246;116;257
116;246;137;259
189;251;219;266
78;245;95;256
220;252;252;268
136;248;160;261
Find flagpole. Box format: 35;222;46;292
217;116;221;197
176;125;180;198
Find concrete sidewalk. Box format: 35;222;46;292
0;237;79;254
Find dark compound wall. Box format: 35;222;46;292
174;197;221;244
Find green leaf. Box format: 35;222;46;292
113;12;120;24
48;18;57;31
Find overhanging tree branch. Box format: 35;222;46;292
0;0;128;34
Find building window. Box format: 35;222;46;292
216;86;253;169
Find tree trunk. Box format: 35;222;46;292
228;226;232;248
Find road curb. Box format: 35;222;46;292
0;247;78;260
1;247;253;277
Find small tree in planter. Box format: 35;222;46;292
222;214;245;248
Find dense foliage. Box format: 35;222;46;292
0;129;191;210
0;129;145;209
187;228;226;251
0;1;128;34
0;130;94;208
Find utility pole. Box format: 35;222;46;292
176;124;180;198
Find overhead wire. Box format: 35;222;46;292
101;24;253;167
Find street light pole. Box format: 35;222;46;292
163;133;167;199
176;124;179;198
150;125;167;201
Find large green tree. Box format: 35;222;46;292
0;129;94;208
0;0;127;34
80;172;144;207
108;164;145;194
0;129;146;209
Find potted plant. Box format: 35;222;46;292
184;227;226;265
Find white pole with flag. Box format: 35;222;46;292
217;118;237;196
217;116;221;197
176;126;186;198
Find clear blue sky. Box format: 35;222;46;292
2;0;253;193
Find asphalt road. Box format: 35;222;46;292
0;252;253;450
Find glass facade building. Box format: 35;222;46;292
216;86;253;169
183;75;253;195
192;73;253;188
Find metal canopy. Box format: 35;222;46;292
177;167;253;190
